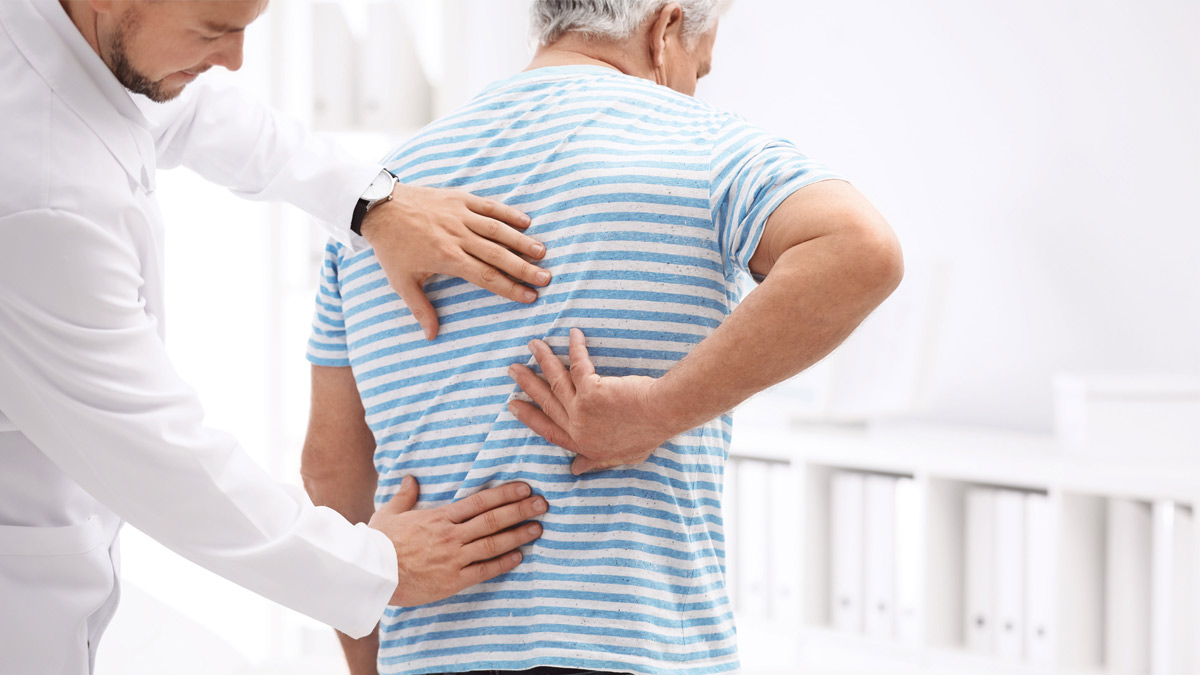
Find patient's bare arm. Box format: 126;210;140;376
301;365;384;674
508;180;903;474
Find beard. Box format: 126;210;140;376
106;11;182;103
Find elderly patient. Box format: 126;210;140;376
301;1;902;674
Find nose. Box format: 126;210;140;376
209;32;246;72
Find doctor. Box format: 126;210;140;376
0;1;550;673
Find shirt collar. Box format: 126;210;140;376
0;0;155;189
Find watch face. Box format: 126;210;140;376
365;170;394;201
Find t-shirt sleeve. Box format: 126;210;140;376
709;115;841;278
307;240;352;367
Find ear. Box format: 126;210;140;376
647;2;684;77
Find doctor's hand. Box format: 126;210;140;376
367;476;546;607
506;329;679;476
360;184;549;341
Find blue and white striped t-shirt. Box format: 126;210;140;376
308;65;837;675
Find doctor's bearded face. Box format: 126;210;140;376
95;0;268;102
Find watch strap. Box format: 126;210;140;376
350;196;370;236
350;170;396;236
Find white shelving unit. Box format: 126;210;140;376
727;423;1200;675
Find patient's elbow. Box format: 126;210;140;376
849;214;905;301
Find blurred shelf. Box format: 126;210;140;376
732;422;1200;503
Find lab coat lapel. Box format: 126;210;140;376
0;0;155;193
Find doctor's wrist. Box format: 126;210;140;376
352;169;398;237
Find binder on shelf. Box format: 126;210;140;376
965;488;996;654
864;474;897;638
1025;492;1056;666
1152;502;1195;675
831;471;866;633
767;462;802;623
1173;506;1195;675
1107;498;1153;674
736;459;772;619
894;477;923;646
994;489;1026;661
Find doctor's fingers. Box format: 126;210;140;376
456;493;548;544
439;481;535;524
376;475;421;514
460;547;527;588
464;194;533;233
463;211;545;260
462;234;551;290
458;255;542;305
393;273;440;341
460;520;543;568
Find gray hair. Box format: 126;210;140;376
530;0;726;47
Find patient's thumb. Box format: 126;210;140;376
379;475;420;514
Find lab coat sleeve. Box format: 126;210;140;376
0;208;397;638
144;82;378;252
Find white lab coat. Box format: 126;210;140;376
0;1;398;673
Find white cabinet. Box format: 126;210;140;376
727;423;1200;674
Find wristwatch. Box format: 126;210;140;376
350;168;397;236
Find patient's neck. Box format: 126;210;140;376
526;35;651;82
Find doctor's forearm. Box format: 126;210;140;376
150;82;378;244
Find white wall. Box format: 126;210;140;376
697;0;1200;431
429;0;1200;432
438;0;537;114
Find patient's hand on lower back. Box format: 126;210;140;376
506;328;679;475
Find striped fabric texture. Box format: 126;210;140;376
308;66;837;675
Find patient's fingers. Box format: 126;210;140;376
571;456;609;476
508;363;571;428
439;482;532;524
529;339;575;402
508;399;579;453
567;328;596;388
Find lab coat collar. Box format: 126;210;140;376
0;0;156;192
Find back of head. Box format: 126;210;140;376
530;0;725;46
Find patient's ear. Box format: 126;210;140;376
648;2;685;77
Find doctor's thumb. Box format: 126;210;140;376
379;475;420;515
